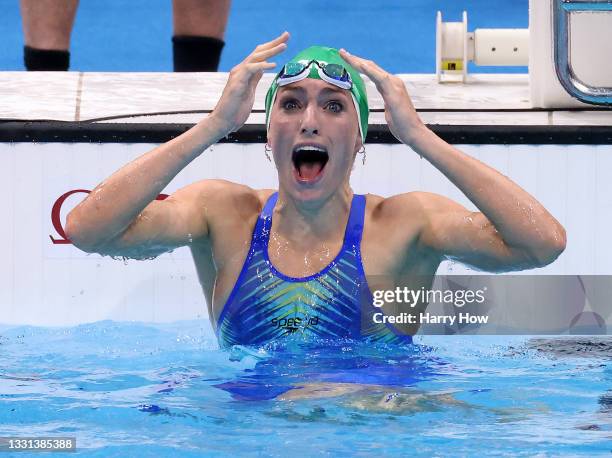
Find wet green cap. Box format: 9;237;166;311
265;46;369;143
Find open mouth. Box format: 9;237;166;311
292;145;329;183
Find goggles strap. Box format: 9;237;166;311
350;93;364;142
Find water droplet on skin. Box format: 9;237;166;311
90;187;103;201
93;187;103;195
318;245;331;262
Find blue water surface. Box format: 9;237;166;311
0;321;609;457
0;0;528;73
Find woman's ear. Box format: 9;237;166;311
353;135;363;156
354;124;363;150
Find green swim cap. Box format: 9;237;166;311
265;46;369;143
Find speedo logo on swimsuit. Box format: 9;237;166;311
271;315;319;334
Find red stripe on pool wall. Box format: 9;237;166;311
49;190;169;245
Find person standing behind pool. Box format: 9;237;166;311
65;32;566;347
19;0;230;71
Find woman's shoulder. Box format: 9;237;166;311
187;179;275;220
365;191;449;220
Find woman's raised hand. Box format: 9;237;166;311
210;32;289;135
339;48;426;146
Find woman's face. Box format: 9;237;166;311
267;78;362;206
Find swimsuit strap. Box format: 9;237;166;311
252;192;278;249
261;191;279;219
344;194;367;251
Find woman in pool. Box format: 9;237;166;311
66;32;566;347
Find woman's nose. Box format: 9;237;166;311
300;105;319;135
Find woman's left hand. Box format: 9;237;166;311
339;49;426;146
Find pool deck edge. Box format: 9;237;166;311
1;72;610;142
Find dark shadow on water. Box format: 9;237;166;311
525;337;612;359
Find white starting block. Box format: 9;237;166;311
436;0;612;107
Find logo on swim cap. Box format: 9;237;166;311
265;46;369;143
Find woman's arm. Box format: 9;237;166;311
340;49;566;271
66;32;289;257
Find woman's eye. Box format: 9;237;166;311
326;101;343;113
282;100;299;110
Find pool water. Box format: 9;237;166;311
0;321;609;456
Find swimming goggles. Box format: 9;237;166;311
276;60;353;90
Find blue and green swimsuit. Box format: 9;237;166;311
216;192;411;348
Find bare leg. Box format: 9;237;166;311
277;382;474;414
20;0;79;50
278;382;367;401
20;0;79;70
171;0;231;71
172;0;231;39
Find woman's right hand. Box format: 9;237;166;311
210;32;289;135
